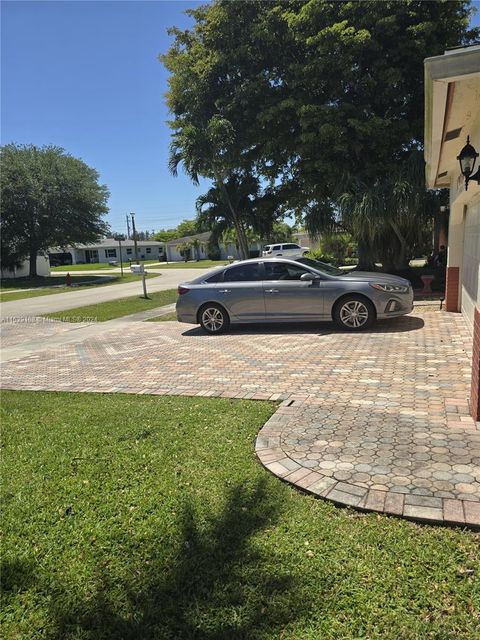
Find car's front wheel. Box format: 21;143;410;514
199;303;230;334
333;296;375;331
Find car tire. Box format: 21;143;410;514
333;295;375;331
199;303;230;335
302;251;309;256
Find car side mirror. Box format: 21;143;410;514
300;272;320;281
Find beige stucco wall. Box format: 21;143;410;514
448;112;480;332
1;255;51;279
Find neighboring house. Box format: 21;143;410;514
424;44;480;420
165;231;263;261
49;238;166;265
1;255;51;279
165;232;212;262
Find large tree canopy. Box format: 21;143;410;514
1;144;109;276
163;0;477;267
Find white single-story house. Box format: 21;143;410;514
1;255;51;279
165;231;264;262
49;238;166;265
424;43;480;420
165;232;212;262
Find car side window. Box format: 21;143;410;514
272;245;281;251
264;262;312;281
205;271;224;283
223;263;262;282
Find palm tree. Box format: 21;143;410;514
305;152;441;271
168;117;251;259
196;173;265;257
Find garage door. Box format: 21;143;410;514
462;196;480;334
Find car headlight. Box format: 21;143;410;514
370;283;409;293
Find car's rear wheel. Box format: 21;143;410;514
199;303;230;334
333;296;375;331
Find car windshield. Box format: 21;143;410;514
296;257;345;276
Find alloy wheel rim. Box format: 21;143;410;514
202;308;224;331
340;301;369;328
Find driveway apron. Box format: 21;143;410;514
1;310;478;527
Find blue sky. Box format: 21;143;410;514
2;1;480;235
1;0;206;235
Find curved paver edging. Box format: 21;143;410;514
256;399;480;529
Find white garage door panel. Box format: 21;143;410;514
462;198;480;334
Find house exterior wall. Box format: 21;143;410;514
167;243;208;262
70;245;165;264
1;255;51;279
461;197;480;334
425;46;480;420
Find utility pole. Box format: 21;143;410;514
126;214;131;240
130;212;139;263
118;236;124;276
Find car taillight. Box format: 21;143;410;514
177;286;190;295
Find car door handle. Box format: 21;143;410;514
218;289;231;293
265;289;279;293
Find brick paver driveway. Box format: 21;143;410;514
1;310;479;527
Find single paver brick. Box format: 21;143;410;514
265;461;289;477
335;482;368;497
279;457;301;472
404;495;443;509
309;477;337;496
364;489;387;512
327;489;364;507
384;493;404;515
464;501;480;527
284;467;312;484
295;471;324;489
403;505;444;522
443;499;465;524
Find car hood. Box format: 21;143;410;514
339;271;410;285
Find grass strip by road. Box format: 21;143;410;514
0;274;158;302
51;263;117;271
43;288;178;322
2;390;479;640
51;260;162;272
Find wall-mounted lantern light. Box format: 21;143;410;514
457;136;480;190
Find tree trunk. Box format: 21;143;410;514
389;221;409;270
356;239;376;271
215;173;250;259
29;248;38;277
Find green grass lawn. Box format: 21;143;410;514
149;260;228;269
44;288;178;322
51;263;117;271
2;391;478;640
52;260;162;272
0;274;159;302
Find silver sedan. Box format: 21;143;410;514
176;257;413;334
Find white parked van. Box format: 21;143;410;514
262;242;310;258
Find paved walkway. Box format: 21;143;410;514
1;310;479;527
